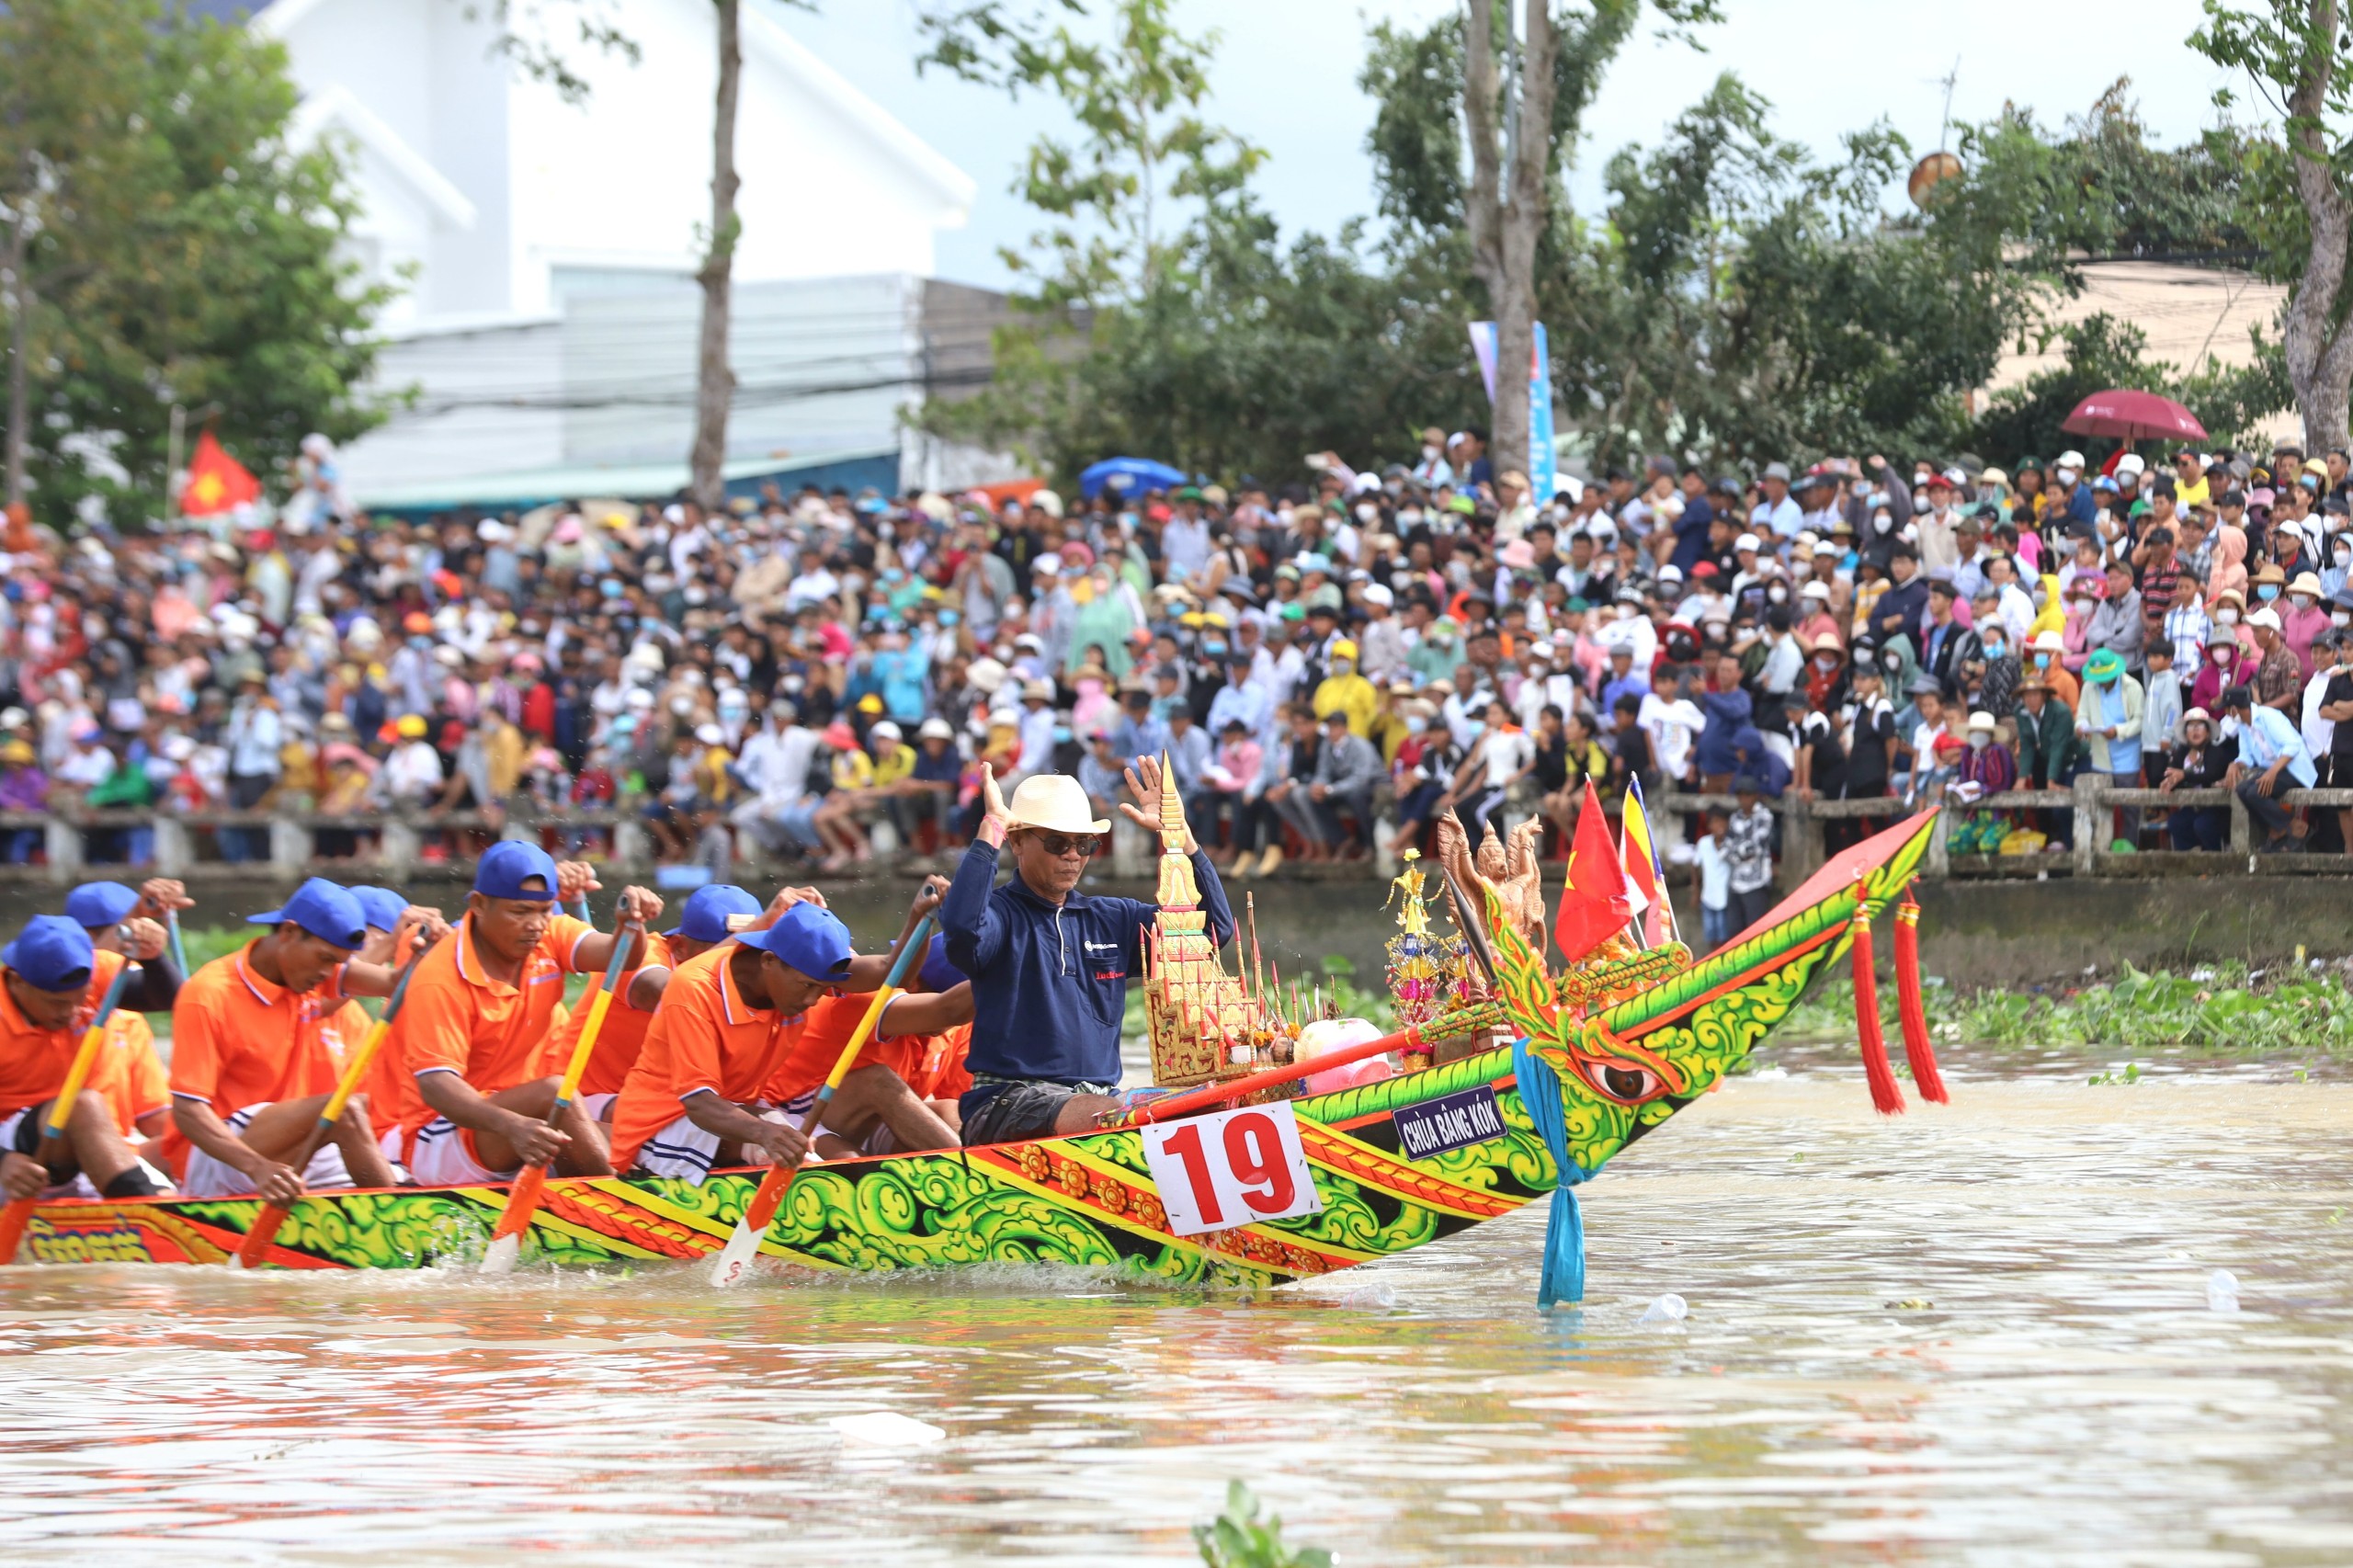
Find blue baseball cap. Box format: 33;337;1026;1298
246;878;368;951
351;886;410;933
666;883;762;944
64;881;140;930
916;933;963;994
2;915;96;993
731;902;854;983
473;841;560;902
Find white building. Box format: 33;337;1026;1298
198;0;1006;503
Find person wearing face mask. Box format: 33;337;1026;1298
2333;585;2353;637
2027;631;2081;710
1312;639;1379;738
2281;571;2332;675
1411;426;1454;489
1946;710;2018;852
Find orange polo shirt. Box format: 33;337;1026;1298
166;946;351;1160
762;989;922;1107
96;1012;169;1136
0;968;91;1118
898;1021;973;1103
608;946;805;1172
387;911;593;1133
548;931;672;1098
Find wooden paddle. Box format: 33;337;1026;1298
480;918;641;1274
229;953;426;1269
707;915;934;1289
0;961;140;1263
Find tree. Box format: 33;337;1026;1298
2192;0;2353;449
0;0;392;528
688;0;743;511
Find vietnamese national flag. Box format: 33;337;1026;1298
182;430;262;517
1554;778;1632;964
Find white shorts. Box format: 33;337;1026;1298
180;1104;353;1199
409;1116;517;1187
631;1107;790;1185
582;1092;618;1122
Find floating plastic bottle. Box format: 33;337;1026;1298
1638;1292;1688;1325
2207;1269;2240;1313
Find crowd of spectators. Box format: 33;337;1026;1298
12;425;2353;901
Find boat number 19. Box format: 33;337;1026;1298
1140;1102;1324;1238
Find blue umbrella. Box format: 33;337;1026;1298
1077;457;1188;499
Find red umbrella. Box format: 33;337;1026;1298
2061;389;2209;444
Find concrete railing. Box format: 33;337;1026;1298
1657;777;2353;883
18;777;2353;887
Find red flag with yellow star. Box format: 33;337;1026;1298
182;430;261;517
1552;778;1631;963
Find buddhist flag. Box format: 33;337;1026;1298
1554;778;1631;964
182;430;261;517
1620;777;1677;948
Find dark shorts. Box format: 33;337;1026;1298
6;1097;74;1177
960;1080;1118;1146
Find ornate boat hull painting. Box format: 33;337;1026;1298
14;814;1938;1285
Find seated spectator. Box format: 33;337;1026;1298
2158;707;2233;851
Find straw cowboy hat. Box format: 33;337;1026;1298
1005;774;1109;836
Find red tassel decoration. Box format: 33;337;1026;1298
1893;895;1949;1104
1850;895;1904;1115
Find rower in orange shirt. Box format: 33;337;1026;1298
606;881;941;1184
766;931;968;1158
170;880;403;1202
59;884;183;1178
0;917;155;1201
551;884;762;1122
387;842;659;1187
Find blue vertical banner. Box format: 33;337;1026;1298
1528;321;1556;502
1468;320;1556;498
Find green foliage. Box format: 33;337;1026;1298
1193;1481;1331;1568
1787;963;2353;1057
0;0;395;528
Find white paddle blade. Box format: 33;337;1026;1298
480;1232;521;1275
223;1253;248;1271
708;1220;763;1288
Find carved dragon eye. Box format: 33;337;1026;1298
1597;1063;1661;1103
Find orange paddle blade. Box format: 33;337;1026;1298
490;1165;549;1243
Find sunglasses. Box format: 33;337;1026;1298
1031;832;1099;858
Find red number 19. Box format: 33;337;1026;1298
1223;1111;1295;1214
1159;1123;1223;1226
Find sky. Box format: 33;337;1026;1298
778;0;2248;293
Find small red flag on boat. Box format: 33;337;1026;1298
182;430;262;517
1553;779;1631;964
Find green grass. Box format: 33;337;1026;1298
1785;962;2353;1057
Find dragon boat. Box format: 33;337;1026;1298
13;811;1939;1297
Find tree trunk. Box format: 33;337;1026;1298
4;212;28;508
1460;0;1557;483
688;0;742;513
2282;0;2353;452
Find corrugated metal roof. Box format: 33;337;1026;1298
356;445;900;514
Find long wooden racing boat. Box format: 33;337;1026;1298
14;813;1937;1287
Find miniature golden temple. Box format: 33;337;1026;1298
1141;755;1290;1087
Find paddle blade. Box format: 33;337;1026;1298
0;1196;33;1265
481;1164;550;1273
707;1218;764;1289
232;1203;294;1269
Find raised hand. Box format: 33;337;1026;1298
1119;755;1193;851
133;879;194;920
978;760;1011;845
120;917;168;962
613;885;664;927
910;873;949;923
556;860;603;903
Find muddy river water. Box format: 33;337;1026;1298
5;1063;2350;1565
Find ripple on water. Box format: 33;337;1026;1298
0;1073;2349;1564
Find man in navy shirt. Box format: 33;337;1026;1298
943;759;1234;1144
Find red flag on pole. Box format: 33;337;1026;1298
182;430;261;517
1553;779;1631;963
